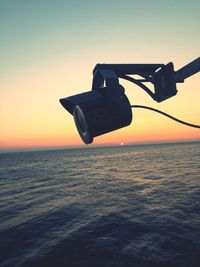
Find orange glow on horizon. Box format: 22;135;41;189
1;64;199;151
1;121;199;151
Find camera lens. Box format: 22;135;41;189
73;105;93;144
76;109;86;133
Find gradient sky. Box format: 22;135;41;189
0;0;200;151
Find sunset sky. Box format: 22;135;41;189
0;0;200;151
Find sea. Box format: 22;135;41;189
0;142;200;267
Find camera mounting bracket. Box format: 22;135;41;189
92;57;200;102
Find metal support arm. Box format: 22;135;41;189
175;57;200;82
92;57;200;103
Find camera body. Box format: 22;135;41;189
60;84;132;144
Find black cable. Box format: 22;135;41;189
131;105;200;128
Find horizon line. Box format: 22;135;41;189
1;139;200;154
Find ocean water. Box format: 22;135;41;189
0;142;200;267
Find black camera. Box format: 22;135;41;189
60;58;200;144
60;84;132;144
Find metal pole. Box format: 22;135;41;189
175;57;200;82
